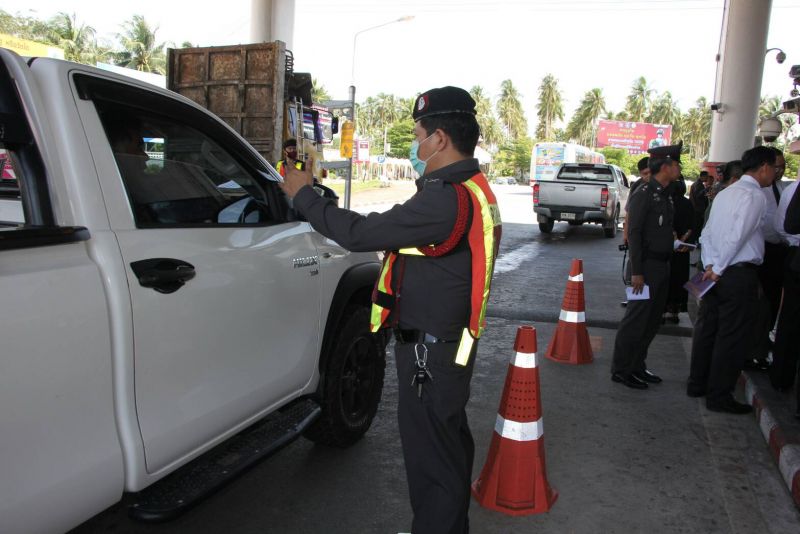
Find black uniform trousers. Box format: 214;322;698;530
395;338;477;534
770;247;800;396
688;265;760;403
753;242;789;359
612;258;670;376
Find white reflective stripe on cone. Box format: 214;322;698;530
568;274;584;282
494;414;544;441
559;310;586;323
512;351;538;368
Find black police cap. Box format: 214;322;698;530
648;141;682;163
412;86;476;121
283;138;297;149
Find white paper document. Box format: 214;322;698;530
626;284;650;301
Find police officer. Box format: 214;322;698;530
280;86;502;534
611;143;681;389
275;138;305;177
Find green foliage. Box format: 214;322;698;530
114;15;167;74
785;152;799;179
535;74;564;141
470;85;503;147
496;79;528;141
679;153;702;180
566;88;606;146
386;118;415;159
624;76;653;122
599;147;639;175
311;78;331;105
492;136;533;178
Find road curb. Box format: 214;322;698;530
739;373;800;509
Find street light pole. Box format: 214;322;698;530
345;15;413;209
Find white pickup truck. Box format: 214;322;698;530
0;49;387;533
532;162;629;237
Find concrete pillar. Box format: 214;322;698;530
708;0;772;163
249;0;295;48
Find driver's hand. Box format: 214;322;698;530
279;166;314;198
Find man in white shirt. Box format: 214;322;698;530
687;146;777;414
750;148;788;369
770;173;800;414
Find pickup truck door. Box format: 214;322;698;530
76;76;322;473
0;50;124;533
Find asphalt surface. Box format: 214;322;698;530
70;185;800;534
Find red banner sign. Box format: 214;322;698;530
596;120;672;155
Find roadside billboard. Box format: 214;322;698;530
0;33;64;59
596;120;672;155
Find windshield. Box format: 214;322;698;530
557;165;614;182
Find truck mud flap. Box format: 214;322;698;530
129;398;321;523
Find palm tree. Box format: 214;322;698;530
535;74;564;141
566;88;607;147
624;76;653;122
311;78;331;104
496;79;528;140
681;97;712;159
647;91;682;142
470;85;503;147
48;12;97;65
115;15;167;74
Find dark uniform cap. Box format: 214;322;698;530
412;86;476;121
648;141;682;163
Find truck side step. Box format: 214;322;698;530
129;398;321;523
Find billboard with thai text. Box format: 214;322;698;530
596;120;672;155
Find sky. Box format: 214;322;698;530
5;0;800;136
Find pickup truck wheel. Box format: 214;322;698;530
538;219;554;233
304;305;386;448
603;207;618;238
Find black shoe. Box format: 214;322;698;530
611;372;648;389
634;369;662;384
706;397;753;414
686;384;707;398
620;301;628;307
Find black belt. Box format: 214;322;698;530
729;261;759;270
393;328;458;344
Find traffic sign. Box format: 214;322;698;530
340;121;354;158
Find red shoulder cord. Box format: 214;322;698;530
417;183;470;257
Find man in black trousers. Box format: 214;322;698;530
611;143;681;389
687;146;776;413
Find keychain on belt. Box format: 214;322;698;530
411;343;433;398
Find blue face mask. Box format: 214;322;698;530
409;133;439;176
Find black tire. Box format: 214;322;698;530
538;219;554;233
603;207;618;238
304;305;386;447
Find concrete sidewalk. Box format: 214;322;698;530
463;318;800;533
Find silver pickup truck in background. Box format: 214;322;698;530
532;162;630;237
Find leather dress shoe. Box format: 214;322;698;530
743;358;770;371
611;372;648;389
686;384;706;398
634;369;662;384
706;397;753;414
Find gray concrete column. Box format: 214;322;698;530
250;0;295;48
708;0;772;163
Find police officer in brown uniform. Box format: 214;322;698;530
611;143;681;388
280;86;502;534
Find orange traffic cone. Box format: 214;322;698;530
545;258;593;364
472;325;558;516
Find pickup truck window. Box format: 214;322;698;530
95;101;274;228
557;165;614;182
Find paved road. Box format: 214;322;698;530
71;185;800;534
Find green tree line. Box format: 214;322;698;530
1;9;171;74
5;10;795;179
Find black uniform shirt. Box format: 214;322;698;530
627;179;675;275
293;158;484;339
